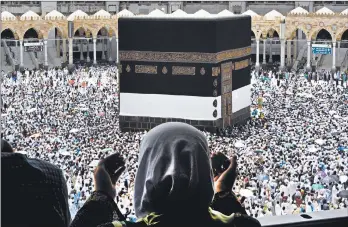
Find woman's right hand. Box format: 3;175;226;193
214;153;238;193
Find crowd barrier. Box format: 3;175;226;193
258;209;348;227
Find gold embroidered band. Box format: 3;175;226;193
234;59;250;70
119;46;251;64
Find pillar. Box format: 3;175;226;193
263;39;267;64
293;40;297;63
332;41;336;69
269;38;273;63
256;39;260;68
286;40;291;66
62;39;67;62
56;39;61;58
44;39;48;67
86;39;90;63
108;37;112;62
80;39;84;61
93;38;97;64
337;41;341;67
20;40;24;66
116;37;119;63
101;38;106;60
306;40;311;69
68;38;73;65
280;39;285;69
15;40;18;63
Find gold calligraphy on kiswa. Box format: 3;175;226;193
212;67;221;77
216;47;252;63
234;59;250;70
172;66;196;76
135;65;158;74
221;62;233;82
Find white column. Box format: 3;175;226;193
286;40;291;66
62;39;67;62
306;40;311;69
337;41;341;67
93;38;97;64
56;39;61;58
116;37;119;63
263;39;267;64
20;40;24;66
68;38;73;65
101;38;106;60
256;39;260;67
86;39;90;62
332;41;336;69
269;38;273;63
293;40;297;63
80;39;84;61
280;39;285;68
15;40;18;64
44;39;48;66
108;37;112;62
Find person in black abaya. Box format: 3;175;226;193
70;123;260;227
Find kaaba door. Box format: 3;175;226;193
221;62;233;128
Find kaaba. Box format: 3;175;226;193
118;15;251;132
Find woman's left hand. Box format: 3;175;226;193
94;153;126;199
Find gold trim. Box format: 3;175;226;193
119;46;251;64
216;47;252;63
234;59;250;70
213;79;218;87
212;67;221;77
162;66;168;74
172;66;195;76
200;67;206;75
135;65;157;74
221;62;233;82
126;65;131;72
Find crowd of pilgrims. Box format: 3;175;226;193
1;65;348;220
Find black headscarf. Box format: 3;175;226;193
134;122;214;218
1;139;14;153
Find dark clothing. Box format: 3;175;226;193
71;123;259;227
70;191;122;227
1;153;71;227
1;139;13;153
211;191;247;216
70;191;258;227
